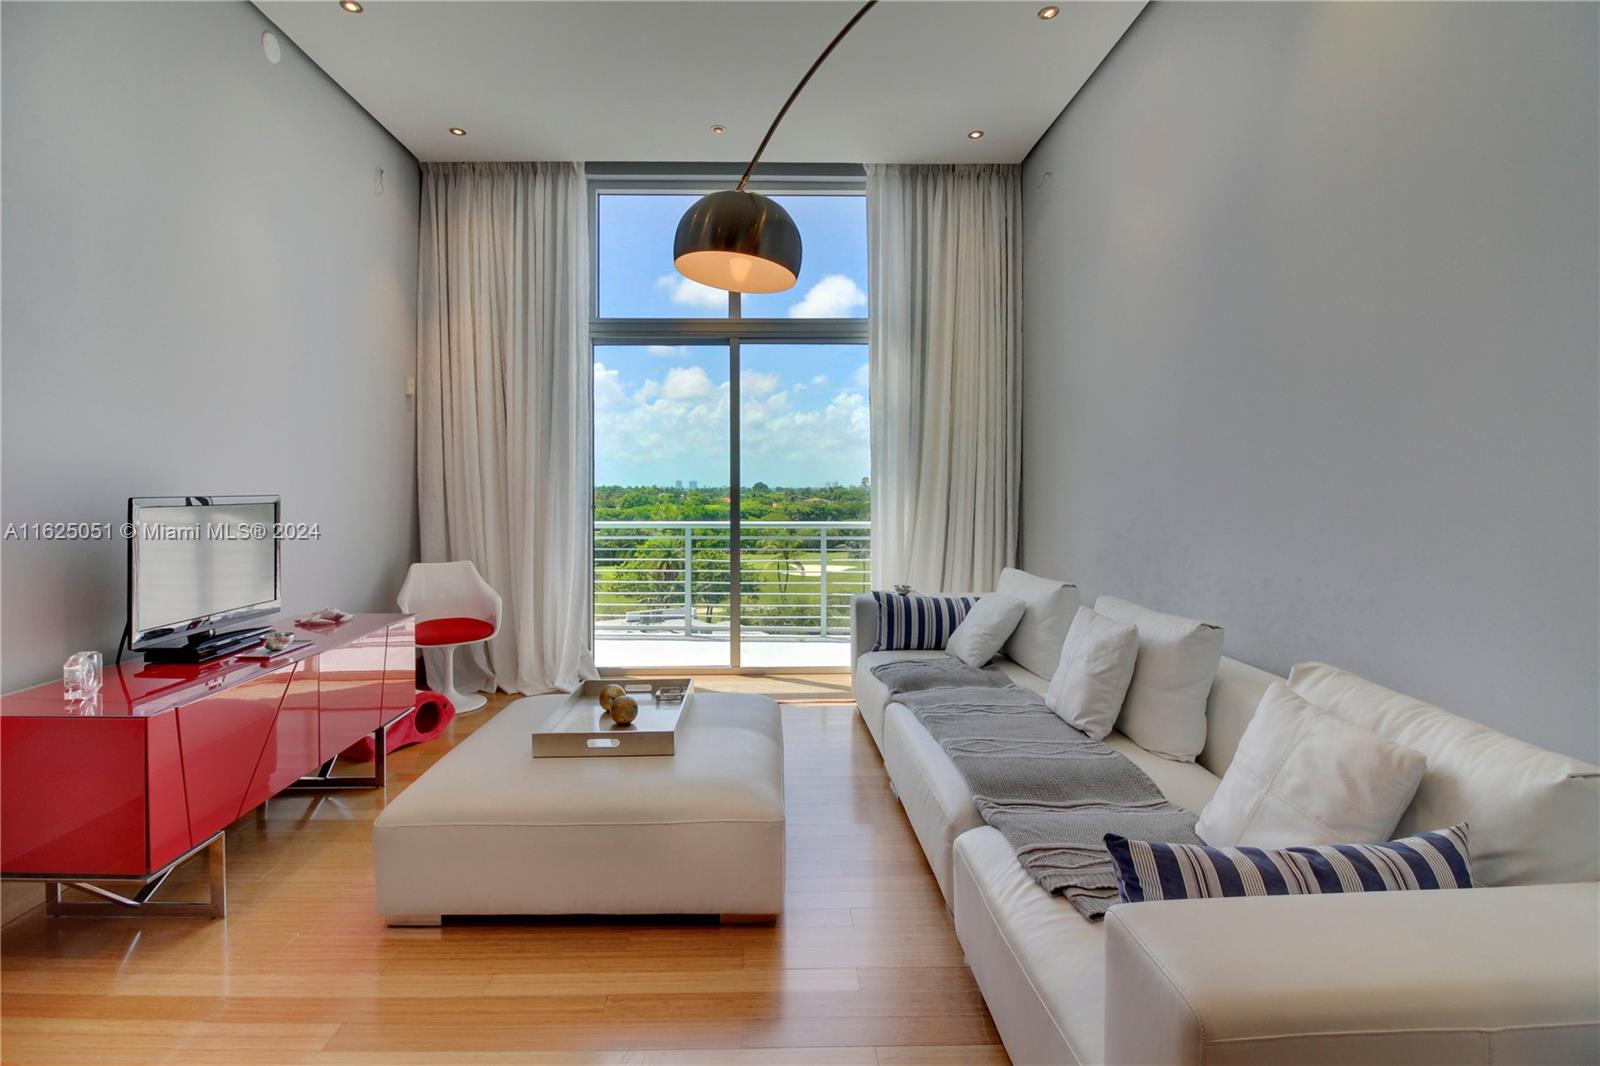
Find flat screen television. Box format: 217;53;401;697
127;496;281;659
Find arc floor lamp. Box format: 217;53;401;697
672;0;878;294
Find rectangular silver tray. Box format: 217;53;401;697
531;678;693;758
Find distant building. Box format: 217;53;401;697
688;480;698;490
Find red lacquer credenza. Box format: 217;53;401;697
0;613;415;917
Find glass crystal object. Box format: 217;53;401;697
63;650;103;701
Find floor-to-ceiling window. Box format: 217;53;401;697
590;168;869;671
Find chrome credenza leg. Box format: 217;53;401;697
285;718;395;791
40;832;227;919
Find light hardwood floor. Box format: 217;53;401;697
0;687;1005;1065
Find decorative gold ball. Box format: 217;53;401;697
597;684;627;712
608;694;639;726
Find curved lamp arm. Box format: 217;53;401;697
737;0;879;191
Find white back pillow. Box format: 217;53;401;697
1289;662;1600;887
1196;682;1427;847
945;594;1026;668
1045;606;1138;740
1094;596;1224;762
995;568;1079;678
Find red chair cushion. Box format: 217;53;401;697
416;616;494;646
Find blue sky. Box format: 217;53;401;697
594;195;870;489
597;193;869;319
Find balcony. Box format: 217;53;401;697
594;519;870;669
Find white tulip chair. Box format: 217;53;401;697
397;561;502;714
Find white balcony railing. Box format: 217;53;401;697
595;520;869;642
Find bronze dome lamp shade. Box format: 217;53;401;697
673;0;877;294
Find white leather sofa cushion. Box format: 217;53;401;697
954;826;1105;1066
852;649;950;751
374;693;785;919
996;567;1080;677
887;659;1222;906
993;658;1228;812
885;701;987;903
1196;681;1427;847
1046;606;1139;741
878;654;1282;1065
1104;883;1600;1066
994;657;1049;694
1095;596;1224;762
946;593;1027;667
870;656;1048;899
968;660;1211;796
961;829;1598;1066
1289;662;1600;886
1112;734;1224;816
1198;657;1284;777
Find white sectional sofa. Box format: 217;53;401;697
850;593;1600;1066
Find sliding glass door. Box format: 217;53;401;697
737;343;870;669
589;173;869;671
593;344;732;668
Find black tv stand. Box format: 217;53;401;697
141;625;273;664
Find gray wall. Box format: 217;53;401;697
1;2;420;692
1021;2;1599;759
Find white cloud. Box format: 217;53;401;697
810;374;830;386
788;274;867;318
594;360;869;488
656;273;726;310
827;390;869;426
660;365;717;401
853;362;870;392
741;387;869;476
594;362;628;411
744;370;781;396
646;344;686;357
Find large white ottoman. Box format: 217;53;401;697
374;692;785;925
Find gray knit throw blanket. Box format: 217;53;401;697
871;658;1200;920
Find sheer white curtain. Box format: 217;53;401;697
416;162;594;694
867;163;1021;593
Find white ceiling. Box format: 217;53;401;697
255;1;1143;164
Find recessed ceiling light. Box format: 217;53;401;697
448;127;467;137
967;129;985;140
340;0;364;12
1037;5;1060;19
711;125;726;135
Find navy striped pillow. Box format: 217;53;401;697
870;591;978;651
1105;824;1473;904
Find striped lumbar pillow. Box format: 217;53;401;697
870;591;978;651
1105;824;1473;904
